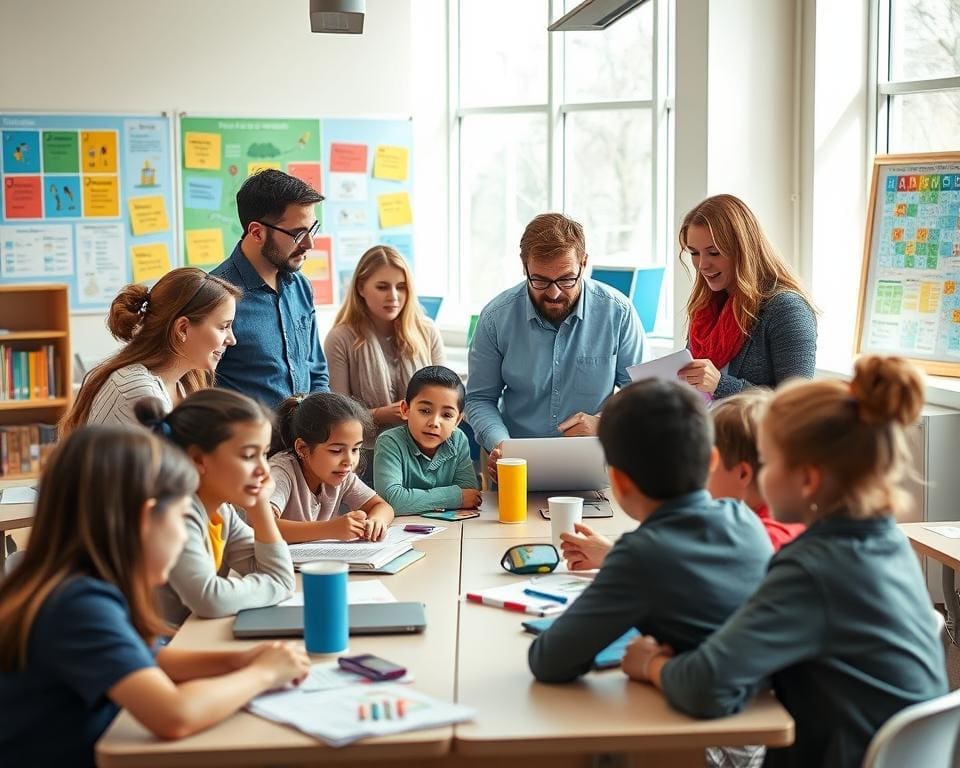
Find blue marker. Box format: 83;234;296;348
523;588;568;604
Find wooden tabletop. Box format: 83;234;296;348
455;538;795;763
97;538;462;768
0;502;34;532
463;490;638;541
899;522;960;570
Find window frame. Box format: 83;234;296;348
447;0;675;340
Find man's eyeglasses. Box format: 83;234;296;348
257;219;321;247
526;265;583;292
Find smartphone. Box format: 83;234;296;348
337;654;407;682
403;524;437;533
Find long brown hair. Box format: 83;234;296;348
60;267;241;436
0;426;198;669
763;355;924;520
333;245;431;359
679;194;814;334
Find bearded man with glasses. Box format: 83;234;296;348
465;213;646;485
211;169;329;407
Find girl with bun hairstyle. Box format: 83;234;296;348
60;267;240;435
624;356;948;768
136;390;294;626
0;426;308;766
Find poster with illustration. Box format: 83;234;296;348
179;115;324;279
0;113;176;311
856;152;960;376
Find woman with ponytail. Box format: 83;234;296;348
60;267;240;436
624;355;947;768
676;195;817;399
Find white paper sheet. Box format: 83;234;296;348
0;486;36;504
279;579;398;607
626;348;694;384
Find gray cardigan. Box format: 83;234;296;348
714;291;817;398
157;497;294;626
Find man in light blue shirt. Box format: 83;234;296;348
465;213;645;481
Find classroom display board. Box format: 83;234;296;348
856;153;960;376
321;118;414;303
179;115;328;291
0;113;176;311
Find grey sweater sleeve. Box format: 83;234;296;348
660;559;826;718
164;502;294;620
528;537;649;683
715;291;817;398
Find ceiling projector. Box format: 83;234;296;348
310;0;365;34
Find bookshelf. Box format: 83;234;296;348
0;284;72;482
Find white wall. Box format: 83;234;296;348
0;0;430;366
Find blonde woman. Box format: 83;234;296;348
676;194;817;399
324;246;444;471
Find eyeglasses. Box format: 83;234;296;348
257;219;321;247
526;265;583;292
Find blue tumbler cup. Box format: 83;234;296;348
301;561;349;654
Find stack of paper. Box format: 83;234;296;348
288;541;412;571
464;574;593;617
248;683;474;747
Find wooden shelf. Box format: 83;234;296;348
0;398;69;412
0;331;68;342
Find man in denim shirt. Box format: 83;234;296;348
465;213;645;483
212;170;329;407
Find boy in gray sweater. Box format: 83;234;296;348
528;378;772;683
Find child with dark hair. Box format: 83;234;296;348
373;365;481;516
136;389;294;626
268;392;394;543
529;378;771;684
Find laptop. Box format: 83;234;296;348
500;436;608;492
233;601;427;639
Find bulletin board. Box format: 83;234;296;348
0;112;177;312
321;118;413;303
855;152;960;377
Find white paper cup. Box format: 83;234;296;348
549;496;584;552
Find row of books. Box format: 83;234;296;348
0;423;58;477
0;345;61;401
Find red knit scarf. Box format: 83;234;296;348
689;294;747;369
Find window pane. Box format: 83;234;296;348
459;0;548;107
562;1;653;102
564;109;653;267
890;0;960;80
888;91;960;152
460;113;548;309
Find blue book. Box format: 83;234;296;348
521;617;640;670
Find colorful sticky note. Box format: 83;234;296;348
80;130;118;173
82;176;120;217
3;176;42;218
3;131;41;173
44;176;81;218
42;131;79;173
377;192;413;228
287;162;323;194
302;236;334;305
184;132;222;170
183;175;223;210
381;233;413;264
247;161;281;176
330;142;368;173
131;243;172;284
127;196;169;236
185;228;225;266
373;145;409;182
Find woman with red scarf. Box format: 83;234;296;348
677;195;816;399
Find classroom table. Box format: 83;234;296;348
98;511;794;768
0;501;33;567
899;521;960;645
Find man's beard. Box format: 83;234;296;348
262;231;306;274
533;293;576;323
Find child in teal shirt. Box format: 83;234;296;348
374;365;481;515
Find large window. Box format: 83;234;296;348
877;0;960;153
450;0;673;335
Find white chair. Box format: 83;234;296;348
861;688;960;768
